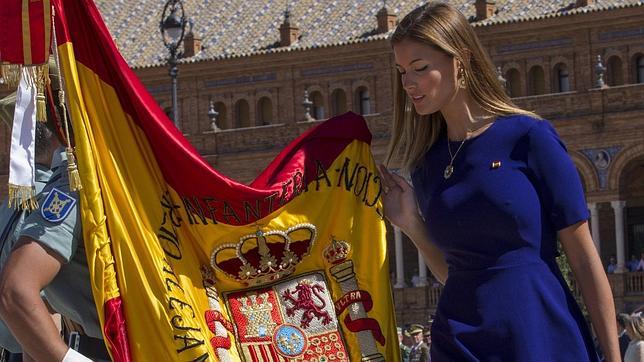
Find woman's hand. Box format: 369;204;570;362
377;164;449;283
377;165;422;233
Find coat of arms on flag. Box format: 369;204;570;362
225;272;349;361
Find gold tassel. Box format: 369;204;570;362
52;9;82;192
24;64;50;123
0;63;23;88
66;147;82;192
7;184;38;211
36;91;47;122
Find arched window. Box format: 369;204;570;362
606;56;623;86
310;91;325;119
505;68;521;97
257;97;272;125
528;66;545;96
553;63;570;93
331;89;347;116
635;54;644;84
234;99;250;128
213;102;227;130
355;87;371;115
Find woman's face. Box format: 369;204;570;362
393;38;459;116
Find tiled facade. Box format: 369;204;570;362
1;0;643;323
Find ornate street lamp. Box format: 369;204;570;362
160;0;187;129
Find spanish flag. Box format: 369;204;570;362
52;0;398;360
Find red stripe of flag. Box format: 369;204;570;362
50;0;373;225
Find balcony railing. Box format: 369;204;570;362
393;271;644;316
625;272;644;295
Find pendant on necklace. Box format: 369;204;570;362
443;165;454;179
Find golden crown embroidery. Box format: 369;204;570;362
211;223;317;286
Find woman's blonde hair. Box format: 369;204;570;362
627;313;644;340
386;2;538;172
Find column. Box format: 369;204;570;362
416;251;428;287
611;200;626;273
587;202;601;252
393;227;406;289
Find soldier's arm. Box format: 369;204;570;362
0;237;69;361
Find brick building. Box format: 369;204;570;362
1;0;643;324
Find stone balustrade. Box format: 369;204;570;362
392;272;644;326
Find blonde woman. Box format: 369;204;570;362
624;312;644;362
378;2;619;361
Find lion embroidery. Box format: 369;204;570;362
282;280;332;329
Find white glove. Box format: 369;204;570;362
61;348;92;362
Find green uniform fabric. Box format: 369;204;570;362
0;165;51;353
19;148;102;340
409;341;430;362
400;343;411;362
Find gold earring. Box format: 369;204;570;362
458;67;467;89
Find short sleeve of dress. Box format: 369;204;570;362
526;120;589;231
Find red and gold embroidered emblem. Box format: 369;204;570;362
201;265;235;361
211;224;317;286
324;237;386;361
225;272;349;361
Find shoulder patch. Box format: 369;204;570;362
40;187;77;223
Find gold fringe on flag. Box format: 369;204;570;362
0;63;23;88
7;184;38;211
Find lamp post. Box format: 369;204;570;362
160;0;187;129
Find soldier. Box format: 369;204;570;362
407;324;430;362
398;326;411;362
0;96;54;360
423;329;432;358
0;64;107;361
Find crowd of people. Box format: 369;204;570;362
398;323;432;362
595;310;644;362
396;308;644;362
606;253;644;273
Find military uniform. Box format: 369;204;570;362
18;147;102;340
0;164;51;352
408;341;430;362
0;148;102;356
400;343;411;362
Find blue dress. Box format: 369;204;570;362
411;115;599;361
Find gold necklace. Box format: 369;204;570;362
444;137;467;179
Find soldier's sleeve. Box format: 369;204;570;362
18;171;81;263
421;345;430;362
